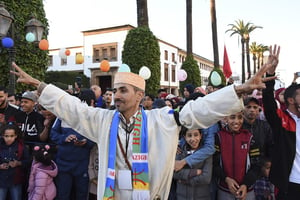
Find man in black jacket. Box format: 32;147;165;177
242;97;274;158
15;91;48;148
262;45;300;200
0;86;20;125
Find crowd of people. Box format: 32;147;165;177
0;45;299;200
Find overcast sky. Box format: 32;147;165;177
44;0;300;85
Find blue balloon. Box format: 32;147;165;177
2;37;14;48
118;64;131;72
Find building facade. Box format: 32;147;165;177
47;24;215;95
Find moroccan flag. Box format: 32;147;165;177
223;45;232;78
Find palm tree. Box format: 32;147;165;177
226;20;262;83
250;42;259;74
180;0;201;90
207;0;225;87
186;0;192;55
210;0;219;68
257;44;269;70
137;0;149;27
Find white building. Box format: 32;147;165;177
47;24;215;95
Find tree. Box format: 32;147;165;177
210;0;219;68
226;20;262;83
207;0;225;87
122;27;160;95
180;55;201;91
136;0;149;27
45;71;90;90
186;0;192;56
0;0;49;92
257;44;269;70
250;43;268;74
250;42;259;74
179;0;201;91
121;0;160;95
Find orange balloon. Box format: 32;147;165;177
76;54;84;64
100;60;110;72
65;49;71;56
39;39;49;50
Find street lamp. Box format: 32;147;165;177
0;2;45;94
25;16;45;43
0;2;13;37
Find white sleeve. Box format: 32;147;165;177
179;85;244;129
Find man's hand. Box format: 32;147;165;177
235;45;280;96
266;45;280;75
225;177;240;195
11;62;41;88
235;184;247;200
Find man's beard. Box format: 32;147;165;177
0;100;7;109
295;103;300;112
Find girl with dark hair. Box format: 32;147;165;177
0;123;30;200
173;127;212;200
28;144;58;200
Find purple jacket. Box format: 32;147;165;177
28;160;58;200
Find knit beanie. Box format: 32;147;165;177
184;84;195;94
152;99;166;109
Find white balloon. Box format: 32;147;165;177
210;71;222;86
139;66;151;80
59;48;67;59
177;69;187;81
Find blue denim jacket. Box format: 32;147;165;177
180;123;220;168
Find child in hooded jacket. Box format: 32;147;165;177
27;144;58;200
0;123;31;200
173;127;212;200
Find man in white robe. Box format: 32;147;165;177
11;47;278;200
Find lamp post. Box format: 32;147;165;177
0;2;45;94
0;2;13;37
25;16;45;43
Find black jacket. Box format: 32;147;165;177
0;103;20;123
15;111;45;143
242;118;274;158
262;77;296;197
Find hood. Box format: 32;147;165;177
34;160;58;177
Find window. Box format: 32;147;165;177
102;48;108;60
164;50;168;60
110;47;116;61
93;49;100;62
164;63;169;81
93;43;118;63
172;53;175;62
61;58;67;66
171;65;176;82
48;55;53;66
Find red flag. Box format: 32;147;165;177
223;45;232;78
